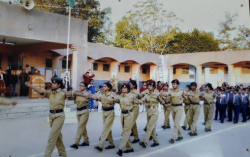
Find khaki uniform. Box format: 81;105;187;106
162;90;172;126
74;91;90;145
43;89;73;157
183;91;191;128
130;89;142;140
202;91;216;130
188;91;202;134
141;91;164;145
97;91;116;149
168;89;184;140
114;93;135;151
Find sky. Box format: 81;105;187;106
100;0;250;37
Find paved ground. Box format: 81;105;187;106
1;106;250;157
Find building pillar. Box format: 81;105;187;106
195;65;202;88
168;66;173;88
72;47;88;90
150;65;158;81
110;61;120;92
204;65;210;84
228;64;235;86
132;63;140;91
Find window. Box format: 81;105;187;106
210;67;218;74
224;67;228;74
124;66;130;73
103;64;110;72
93;63;98;71
142;67;147;74
242;67;250;74
182;68;189;74
173;68;176;74
62;60;71;69
46;59;52;68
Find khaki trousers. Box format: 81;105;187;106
75;110;89;145
204;105;214;130
171;106;183;140
44;112;67;157
183;105;191;127
163;105;172;126
119;112;134;150
131;106;139;140
189;105;201;134
144;108;159;145
98;110;115;149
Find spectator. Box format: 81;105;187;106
33;69;40;75
157;81;163;92
87;79;95;111
140;81;148;93
4;70;10;88
0;68;4;81
83;69;95;85
19;69;28;96
10;70;18;96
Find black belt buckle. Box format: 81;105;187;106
77;106;87;111
172;104;182;107
50;109;63;114
103;107;114;111
122;109;132;114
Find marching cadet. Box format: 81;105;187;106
182;85;192;131
25;77;72;157
240;88;249;122
92;81;116;152
129;79;141;144
70;82;97;149
188;82;202;137
139;80;164;148
227;87;234;122
161;82;172;129
218;89;227;123
201;83;216;132
233;89;242;124
114;83;135;156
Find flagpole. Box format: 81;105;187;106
65;6;71;107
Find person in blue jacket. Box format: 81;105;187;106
87;79;96;111
233;89;242;124
240;88;249;122
214;87;221;120
227;87;234;122
219;89;227;123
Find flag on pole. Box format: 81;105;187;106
69;0;75;8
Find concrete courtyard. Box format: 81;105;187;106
1;106;250;157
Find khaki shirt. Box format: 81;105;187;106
114;93;135;111
161;90;171;107
202;91;216;105
188;90;202;104
0;98;10;105
43;89;73;110
168;88;185;105
141;91;164;107
74;90;89;108
130;89;143;105
184;91;191;104
97;91;115;108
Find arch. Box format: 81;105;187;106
121;60;140;64
140;62;157;66
231;61;250;65
170;63;196;67
95;57;119;62
199;61;227;66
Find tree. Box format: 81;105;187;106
167;29;220;54
34;0;112;43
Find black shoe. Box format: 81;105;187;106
132;139;140;143
139;142;146;148
151;143;159;147
227;120;232;122
242;120;247;122
202;122;206;125
205;128;212;132
105;145;115;149
166;126;171;129
220;121;224;123
162;125;166;129
70;144;78;149
143;128;147;132
233;121;238;124
94;146;103;152
213;118;217;120
181;126;186;130
79;142;89;146
130;132;133;136
176;137;183;141
187;127;191;131
124;149;134;153
116;149;123;156
149;136;153;140
188;132;198;136
169;139;175;144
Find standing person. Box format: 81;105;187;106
0;68;4;81
83;69;95;85
93;81;116;152
156;81;162;92
115;83;135;156
161;82;172;130
214;87;221;120
240;88;249;122
201;83;216;132
139;80;164;148
33;69;40;75
10;70;18;96
218;89;227;123
19;69;28;96
188;82;202;137
70;82;97;149
25;77;72;157
129;79;141;144
233;89;242;124
182;85;192;131
227;87;234;122
140;82;148;93
87;79;95;111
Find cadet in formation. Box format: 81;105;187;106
182;85;192;131
161;82;172;130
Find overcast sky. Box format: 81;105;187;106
100;0;250;37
